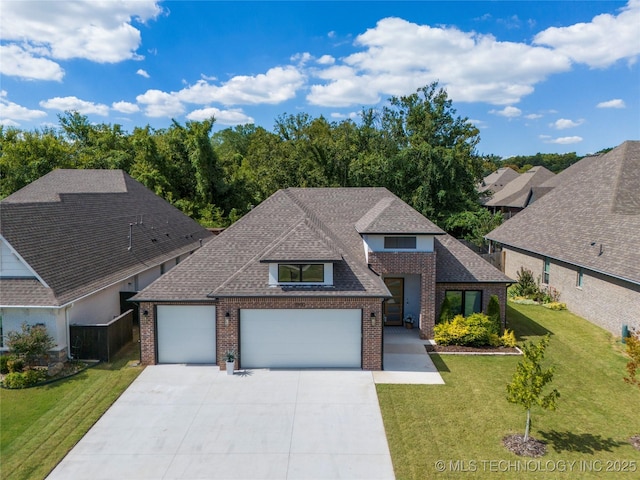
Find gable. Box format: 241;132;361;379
0;237;39;279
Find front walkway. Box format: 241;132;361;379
373;326;445;384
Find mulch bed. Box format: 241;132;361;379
503;434;547;457
630;435;640;451
425;344;521;354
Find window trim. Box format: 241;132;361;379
542;258;550;285
445;289;483;317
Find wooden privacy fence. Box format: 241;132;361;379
69;310;133;362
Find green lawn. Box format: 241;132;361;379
0;342;143;480
378;303;640;479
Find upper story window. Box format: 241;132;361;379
383;236;417;249
576;267;584;288
278;264;325;283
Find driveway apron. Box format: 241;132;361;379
46;366;395;480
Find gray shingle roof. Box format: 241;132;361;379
1;169;213;307
486;141;640;285
484;166;555;208
479;167;520;194
135;187;509;302
435;235;512;283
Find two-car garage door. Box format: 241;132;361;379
240;309;362;369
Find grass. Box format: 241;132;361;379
0;341;143;480
378;303;640;479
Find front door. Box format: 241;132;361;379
383;277;404;326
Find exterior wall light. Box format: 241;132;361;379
370;312;376;326
225;311;230;327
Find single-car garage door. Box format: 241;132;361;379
240;309;361;368
157;305;216;363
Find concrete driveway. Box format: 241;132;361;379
46;366;395;480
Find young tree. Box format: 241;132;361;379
6;323;56;367
506;335;560;442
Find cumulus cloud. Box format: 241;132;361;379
307;17;570;107
1;1;162;80
178;66;305;106
40;96;109;115
317;55;335;65
186;107;254;125
136;89;185;118
551;118;584;130
490;106;522;118
0;91;48;125
136;69;150;78
597;98;626;109
112;101;140;114
534;0;640;68
541;135;583;145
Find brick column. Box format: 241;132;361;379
139;302;156;365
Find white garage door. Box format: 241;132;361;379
157;305;216;363
240;309;361;368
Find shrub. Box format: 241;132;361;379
2;368;47;389
501;329;517;347
542;302;567;310
542;286;561;304
487;294;501;330
434;313;497;347
438;296;453;324
6;323;55;367
0;355;9;374
7;357;24;373
510;267;541;299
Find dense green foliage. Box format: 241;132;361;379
434;312;503;347
6;324;55;368
625;330;640;389
487;294;501;324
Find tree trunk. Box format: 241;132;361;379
524;409;531;442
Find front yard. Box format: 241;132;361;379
0;342;143;480
378;303;640;479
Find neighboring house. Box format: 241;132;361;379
134;187;511;370
483;166;555;217
486;141;640;337
478;167;520;203
0;169;213;359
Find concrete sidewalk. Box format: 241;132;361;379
46;366;395;480
373;326;445;385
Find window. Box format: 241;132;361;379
445;290;483;317
0;315;3;348
384;236;417;249
278;264;324;283
543;258;550;284
576;268;584;288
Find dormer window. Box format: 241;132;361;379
278;264;325;283
384;236;417;249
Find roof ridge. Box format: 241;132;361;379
355;197;394;233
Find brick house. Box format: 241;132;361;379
0;170;212;359
134;187;511;371
486;141;640;337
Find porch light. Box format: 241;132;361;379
370;312;376;326
225;311;230;327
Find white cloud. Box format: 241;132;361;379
0;91;47;124
291;52;313;66
525;113;543;119
40;96;109;115
0;1;162;80
317;55;335;65
330;111;358;120
112;101;140;114
597;98;626;109
551;118;584;130
534;0;640;68
178;66;305;106
307;17;570;107
541;135;583;145
0;44;64;81
136;69;150;78
136;89;185;118
186;107;254;125
490;106;522;118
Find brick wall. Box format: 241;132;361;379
368;251;437;338
435;283;508;330
504;247;640;335
140;297;385;370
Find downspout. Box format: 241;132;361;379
65;303;74;358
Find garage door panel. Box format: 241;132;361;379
157;305;216;364
240;309;361;368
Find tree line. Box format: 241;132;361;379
0;82;585;243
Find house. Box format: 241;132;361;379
483;166;555;217
486;141;640;337
478;167;520;202
133;187;512;370
0;169;213;360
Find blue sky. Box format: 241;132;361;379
1;1;638;157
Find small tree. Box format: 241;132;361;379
624;329;640;389
487;294;501;333
506;335;559;442
438;296;453;324
6;323;55;367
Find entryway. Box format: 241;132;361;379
383;277;404;326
